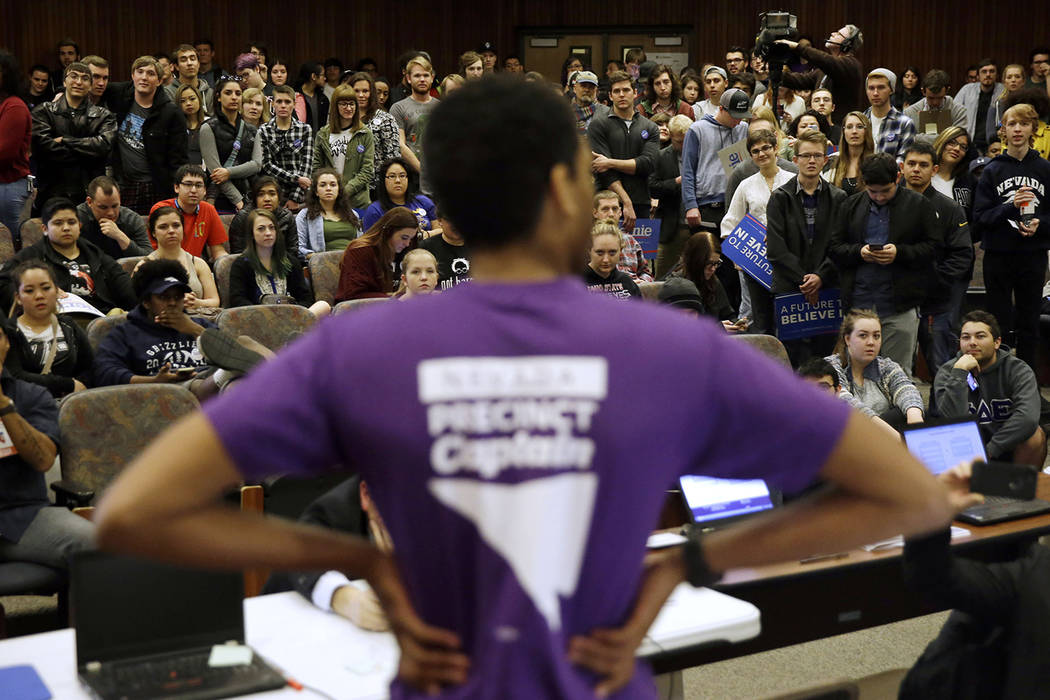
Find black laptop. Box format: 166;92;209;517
901;417;1050;525
72;551;286;700
678;475;781;531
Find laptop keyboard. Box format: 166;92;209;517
96;650;278;699
962;498;1050;522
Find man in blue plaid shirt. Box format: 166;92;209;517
864;68;915;160
257;85;313;209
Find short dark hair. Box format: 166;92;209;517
57;37;80;54
0;51;24;99
41;197;78;227
250;175;280;205
922;69;951;93
1029;47;1050;64
356;58;378;71
1003;88;1050;123
424;77;578;252
726;45;748;58
323;57;344;71
87;175;118;199
860;153;899;186
798;358;840;389
194;38;214;50
607;70;632;89
272;84;295;99
961;310;1001;340
29;63;50;76
902;140;939;166
977;58;997;72
174;164;206;185
147;205;179;241
730;71;756;96
133;258;188;301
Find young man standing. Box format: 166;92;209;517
776;24;865;124
164;45;214;116
50;38;79;93
902;69;967;135
390;56;439;195
934;310;1045;466
725;47;748;78
94;77;960;700
1025;47;1050;93
588;71;660;232
150;164;228;261
257;85;313;210
973;103;1050;374
692;66;729;118
102;56;188;215
681;88;749;233
478;42;498;73
955;59;1004;153
81;55;110;106
810;88;840;145
26;65;53;109
863;69;916;159
194;39;222;87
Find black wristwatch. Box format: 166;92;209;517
682;525;723;587
0;401;16;417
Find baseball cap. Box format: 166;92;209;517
969;156;990;174
720;88;753;119
658;278;705;314
867;68;897;91
143;275;192;298
573;70;598;86
478;41;497;54
705;66;728;81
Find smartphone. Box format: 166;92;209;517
971;460;1038;500
175;367;197;379
868;243;885;251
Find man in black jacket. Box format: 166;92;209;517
901;141;974;377
77;176;153;260
31;62;116;213
588;70;660;231
648;114;690;278
766;130;846;366
828;152;940;376
776;24;865;125
102;56;188;214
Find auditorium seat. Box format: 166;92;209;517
0;224;15;263
732;333;791;367
0;563;66;639
213;253;241;307
85;313;128;352
20;218;44;249
307;251;343;305
216;304;315;351
116;256;145;276
333;298;387;314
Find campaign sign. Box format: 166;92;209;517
722;214;772;290
774;289;843;340
631;219;661;261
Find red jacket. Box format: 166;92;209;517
0;96;31;183
335;245;389;301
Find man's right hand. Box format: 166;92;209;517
151;363;182;383
937;460;986;515
685;208;702;227
99;218;125;241
953;353;980;374
1013;186;1036;209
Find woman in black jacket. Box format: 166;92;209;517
4;260;93;397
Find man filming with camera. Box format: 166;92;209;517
775;24;865;124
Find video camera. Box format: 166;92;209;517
753;11;799;88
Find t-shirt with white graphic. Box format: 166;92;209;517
204;277;849;699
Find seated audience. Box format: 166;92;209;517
334;207;417;301
361;158;436;232
76;176;153;259
3;261;92;397
262;475;393;631
228;176;296;257
397;248;438;300
230;209;330;317
0;198;135;316
313;84;375;209
420;209;471;290
675;230;741;329
933;310;1045;466
592;190;653;281
296;168;362;258
826;309;925;430
138;206;220;312
149;164;229;261
583;221;641;299
657;277;704;316
797;357;841;396
200;77;260;213
94;259;266;398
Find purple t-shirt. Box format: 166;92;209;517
204;278;849;699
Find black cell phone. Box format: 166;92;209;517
175;367;196;378
971;460;1038;500
868;243;884;251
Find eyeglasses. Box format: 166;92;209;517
749;144;775;156
336;100;355;109
946;139;969;150
179;181;206;189
67;73;90;83
385;173;408;181
796;152;825;160
705;260;722;269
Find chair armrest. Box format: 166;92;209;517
51;479;95;509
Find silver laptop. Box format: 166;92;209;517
679;475;780;531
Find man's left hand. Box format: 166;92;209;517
1020;218;1040;237
591;152;614;173
872;244;897;264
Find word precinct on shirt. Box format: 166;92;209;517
774;290;844;340
418;357;608;478
723;214;772;290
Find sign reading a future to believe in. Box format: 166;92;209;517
774;289;844;340
722;214;772;290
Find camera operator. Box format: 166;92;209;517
775;24;865;124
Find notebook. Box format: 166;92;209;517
901;418;1050;525
72;551;286;700
678;475;780;530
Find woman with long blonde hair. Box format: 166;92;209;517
824;111;875;196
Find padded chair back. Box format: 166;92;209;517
732;333;791;367
0;224;15;263
116;256;145;276
58;385;199;497
20;218;44;249
219;214;234;252
85;313;128;352
213;253;241;308
308;251;344;305
333;297;387;314
216;304;315;351
638;281;665;302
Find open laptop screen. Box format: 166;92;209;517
902;419;987;476
679;475;775;524
72;552;245;665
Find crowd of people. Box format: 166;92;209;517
1;24;1050;698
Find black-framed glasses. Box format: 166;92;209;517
705;259;722;269
178;181;206;189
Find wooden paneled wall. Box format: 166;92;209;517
5;1;1050;88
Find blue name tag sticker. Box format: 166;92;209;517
641;130;649;139
232;140;240;149
967;372;979;391
293;139;302;148
357;144;365;153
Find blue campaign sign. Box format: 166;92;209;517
774;289;844;340
722;214;772;290
630;219;661;261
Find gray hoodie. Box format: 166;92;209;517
933;347;1040;458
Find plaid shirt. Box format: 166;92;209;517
618;232;654;282
864;106;915;160
258;120;314;204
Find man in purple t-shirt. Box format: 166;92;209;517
96;78;963;699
